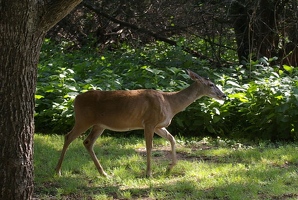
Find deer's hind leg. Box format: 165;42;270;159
83;125;107;177
55;122;90;175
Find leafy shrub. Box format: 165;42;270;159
223;65;298;141
36;40;298;141
199;63;298;141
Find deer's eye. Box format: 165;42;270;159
209;83;215;87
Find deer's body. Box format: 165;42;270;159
75;89;171;131
55;70;226;177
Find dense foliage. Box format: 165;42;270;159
36;39;298;141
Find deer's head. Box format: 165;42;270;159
187;69;226;100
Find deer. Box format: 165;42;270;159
55;69;226;177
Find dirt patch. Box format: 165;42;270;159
135;145;215;163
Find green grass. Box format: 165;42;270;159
34;134;298;199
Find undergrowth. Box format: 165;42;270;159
36;39;298;141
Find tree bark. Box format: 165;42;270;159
0;0;81;199
230;0;250;62
253;0;279;59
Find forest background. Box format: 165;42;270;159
36;0;298;141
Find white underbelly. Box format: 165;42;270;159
100;124;143;132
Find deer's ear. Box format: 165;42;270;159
186;69;209;84
187;69;203;80
187;69;198;80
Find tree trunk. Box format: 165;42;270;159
230;0;298;65
253;0;279;59
0;5;44;199
0;34;44;199
230;0;250;62
230;0;277;62
0;0;81;199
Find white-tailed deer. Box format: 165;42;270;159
55;70;226;177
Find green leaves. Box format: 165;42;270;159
228;93;248;102
283;65;294;74
36;39;298;141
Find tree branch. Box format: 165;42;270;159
39;0;82;32
82;1;218;65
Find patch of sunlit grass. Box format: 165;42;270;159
34;134;298;199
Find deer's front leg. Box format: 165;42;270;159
144;126;155;177
155;127;177;171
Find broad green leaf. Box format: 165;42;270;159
66;68;75;74
283;65;293;73
228;93;248;102
67;85;77;91
226;80;241;88
35;95;44;99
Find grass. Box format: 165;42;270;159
34;133;298;199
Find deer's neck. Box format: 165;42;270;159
165;82;204;115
